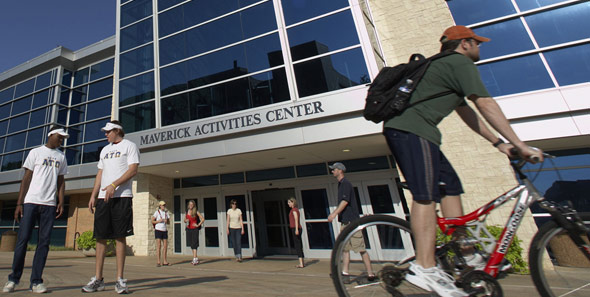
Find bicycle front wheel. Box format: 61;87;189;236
330;215;428;297
529;219;590;297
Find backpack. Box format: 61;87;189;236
363;51;458;123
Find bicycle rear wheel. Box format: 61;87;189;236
529;218;590;297
330;215;428;297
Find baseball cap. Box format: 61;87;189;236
101;122;123;132
159;201;166;206
440;25;490;43
329;162;346;172
47;128;70;138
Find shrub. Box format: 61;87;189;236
76;231;115;256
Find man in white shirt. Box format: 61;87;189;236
3;127;69;294
82;121;139;294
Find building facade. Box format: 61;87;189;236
0;0;588;259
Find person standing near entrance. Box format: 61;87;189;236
288;197;305;268
327;162;375;282
184;200;204;265
3;127;68;294
152;201;170;267
82;120;139;294
226;199;244;262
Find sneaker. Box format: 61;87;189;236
405;262;468;297
464;253;487;270
31;283;48;293
115;278;129;294
82;276;105;293
3;281;16;293
342;273;352;285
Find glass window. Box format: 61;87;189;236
11;96;32;115
158;32;187;66
14;78;35;98
203;197;218;219
120;44;154;78
306;222;334;249
5;132;26;152
90;59;114;81
447;0;516;25
544;43;590;86
32;90;50;108
367;185;395;214
160;62;188;97
35;72;52;91
296;163;327;177
65;145;81;166
62;70;72;86
74;67;90;86
57;108;68;125
0;87;14;104
26;127;45;148
294;48;370;98
0;104;10;119
246;167;295;182
119;72;155;106
220;172;244;184
205;227;220;247
1;151;23;171
161;93;189;126
119;101;156;133
182;175;219;187
86;98;112;121
243;33;284;70
525;3;590;48
0;137;4;154
474;19;535;60
29;108;47;128
67;125;83;146
0;120;7;136
71;86;87;105
300;189;330;219
516;0;569;11
69;107;85;125
120;0;152;27
282;0;349;25
120;18;153;52
8;114;29;133
336;156;390;173
478;54;555;97
288;10;359;61
82;141;108;163
84;119;110;142
60;89;71;105
88;78;113;100
248;69;290;107
158;0;184;11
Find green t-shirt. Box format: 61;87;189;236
383;53;491;146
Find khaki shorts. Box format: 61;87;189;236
342;223;366;253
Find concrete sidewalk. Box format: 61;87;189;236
0;251;540;296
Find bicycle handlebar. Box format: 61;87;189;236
508;147;553;164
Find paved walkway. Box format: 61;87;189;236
0;251;541;296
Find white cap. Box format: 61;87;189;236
47;128;69;138
101;122;123;132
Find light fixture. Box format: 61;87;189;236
342;149;351;152
175;170;180;173
277;157;286;160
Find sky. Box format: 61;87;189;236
0;0;116;74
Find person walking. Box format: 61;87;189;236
226;199;244;262
288;197;305;268
152;201;170;267
382;26;543;297
82;120;140;294
3;127;69;294
327;162;375;282
184;200;204;265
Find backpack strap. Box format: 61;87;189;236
406;51;462;108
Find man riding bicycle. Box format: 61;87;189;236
383;25;544;297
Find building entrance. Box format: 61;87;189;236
252;188;295;257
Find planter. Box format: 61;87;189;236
80;244;115;257
82;247;96;257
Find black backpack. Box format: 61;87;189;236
363;51;458;123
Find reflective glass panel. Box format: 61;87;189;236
32;90;50;108
306;222;334;249
281;0;349;25
368;185;395;214
5;132;26;152
15;78;35;98
71;86;87;105
474;19;535;60
182;175;219;187
0;121;7;136
300;189;329;219
26;127;44;148
158;0;184;11
120;18;153;52
119;72;155;106
88;78;113;100
288;10;359;61
57;108;67;125
120;0;152;27
82;140;108;163
69;107;85;125
66;145;81;166
447;0;516;25
205;227;220;247
67;125;83;146
0;104;10;119
248;69;290;107
62;70;72;86
90;59;114;81
8;114;29;133
516;0;568;11
544;43;590;86
60;89;71;105
296;163;327;177
29;108;47;128
158;32;187;66
119;101;156;133
0;87;14;104
74;67;90;86
35;72;52;91
161;93;189;126
120;44;154;78
159;61;188;96
84;119;110;142
220;172;244;184
525;3;590;47
246;167;294;182
1;151;23;171
11;96;32;115
294;48;370;98
86;98;112;121
0;137;4;154
478;54;555;97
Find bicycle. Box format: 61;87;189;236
330;152;590;297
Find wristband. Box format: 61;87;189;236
111;183;117;189
492;139;505;147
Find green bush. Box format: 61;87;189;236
76;231;115;255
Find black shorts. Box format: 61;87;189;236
384;128;463;203
186;228;199;249
155;230;168;240
94;198;134;240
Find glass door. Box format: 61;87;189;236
298;185;335;258
223;191;254;258
251;188;295;256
